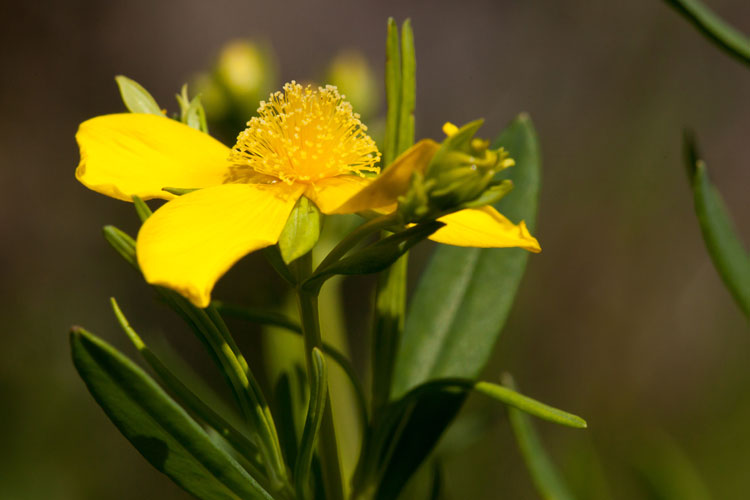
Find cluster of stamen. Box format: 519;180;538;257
227;81;381;185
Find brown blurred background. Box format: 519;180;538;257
2;0;750;498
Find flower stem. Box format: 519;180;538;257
294;252;346;500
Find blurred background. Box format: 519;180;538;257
2;0;750;498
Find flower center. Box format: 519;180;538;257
227;81;381;185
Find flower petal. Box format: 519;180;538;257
137;183;305;307
331;139;440;214
430;206;541;252
304;175;373;214
76;113;232;201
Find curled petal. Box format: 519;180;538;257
304;175;372;214
76;113;232;201
430;206;541;252
137;183;304;307
331;139;440;214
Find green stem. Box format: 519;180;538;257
315;213;400;274
294;253;346;500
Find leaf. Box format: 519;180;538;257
110;298;267;477
132;195;153;223
102;225;137;268
70;326;274;500
374;114;541;499
115;75;164;115
685;132;750;318
382;18;402;167
396;19;416;157
664;0;750;66
278;196;322;265
504;375;576;500
294;348;328;499
392;112;541;395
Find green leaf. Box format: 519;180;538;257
504;375;576;500
70;326;274;500
294;348;328;499
278;196;322;265
115;75;164;115
132;195;153;223
685;132;750;318
382;18;402;167
373;114;540;499
396;19;416;157
392;112;541;396
177;84;210;133
664;0;750;66
102;225;137;268
163;187;200;196
110;298;267;478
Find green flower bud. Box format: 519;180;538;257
398;120;515;221
326;50;379;119
214;40;277;116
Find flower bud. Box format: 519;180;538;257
326;50;379;119
398;120;515;221
214;40;277;117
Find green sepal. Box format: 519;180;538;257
278;196;322;265
294;348;328;500
685;132;750;318
503;374;576;500
303;221;442;293
70;326;274;500
115;75;163;116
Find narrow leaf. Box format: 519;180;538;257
685;132;750;318
132;195;153;222
396;19;416;156
383;18;402;167
115;75;164;115
504;375;576;500
110;298;267;476
102;225;137;268
664;0;750;66
70;326;274;500
294;348;328;499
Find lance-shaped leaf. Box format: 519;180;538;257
70;326;274;500
115;75;164;115
504;375;576;500
362;375;583;499
110;298;267;477
294;348;328;499
372;114;540;499
664;0;750;66
685;132;750;318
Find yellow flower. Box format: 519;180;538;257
76;81;539;308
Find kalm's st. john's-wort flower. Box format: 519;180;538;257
75;82;540;308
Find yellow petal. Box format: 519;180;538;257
137;183;304;307
304;175;373;214
76;113;232;201
430;206;541;252
331;139;440;214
